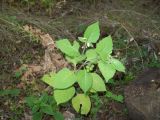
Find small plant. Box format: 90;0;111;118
40;0;54;15
105;91;124;103
42;22;125;115
14;65;27;78
90;94;102;119
25;93;64;120
21;0;54;16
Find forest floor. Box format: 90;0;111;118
0;0;160;120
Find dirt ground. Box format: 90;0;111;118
0;0;160;120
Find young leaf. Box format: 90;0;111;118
78;37;87;43
96;36;113;60
41;104;54;115
84;22;100;43
76;70;93;93
54;87;75;105
111;58;125;72
91;73;106;92
32;105;39;113
42;72;55;88
66;55;86;66
98;61;116;82
39;93;49;103
86;49;98;63
72;94;91;115
53;68;76;89
54;112;64;120
25;96;38;108
32;112;43;120
56;39;80;57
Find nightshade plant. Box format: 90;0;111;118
42;22;125;115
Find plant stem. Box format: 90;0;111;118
82;42;87;54
77;61;88;71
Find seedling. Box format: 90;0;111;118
25;93;64;120
42;22;125;115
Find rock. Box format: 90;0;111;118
63;110;75;120
124;68;160;120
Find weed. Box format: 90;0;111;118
90;94;102;119
105;91;124;103
21;0;55;15
25;93;64;120
42;22;125;115
14;65;27;78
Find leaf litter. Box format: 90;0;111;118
20;24;68;81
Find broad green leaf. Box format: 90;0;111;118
98;61;116;82
86;49;98;63
72;94;91;115
111;58;125;72
39;93;49;103
76;70;93;93
42;72;55;88
96;36;113;60
66;55;86;66
53;68;76;89
41;104;54;115
54;112;64;120
56;39;80;57
33;112;43;120
72;55;86;64
32;105;39;113
47;97;57;109
54;87;75;105
73;41;80;50
91;73;106;92
25;96;38;107
84;22;100;43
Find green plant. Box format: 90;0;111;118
25;93;64;120
0;89;20;96
105;91;124;103
14;65;27;78
40;0;54;8
90;94;102;119
42;22;125;115
40;0;55;15
21;0;54;15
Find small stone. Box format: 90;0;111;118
63;111;75;120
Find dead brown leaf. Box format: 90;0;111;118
21;24;68;84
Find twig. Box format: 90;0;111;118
77;61;88;71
